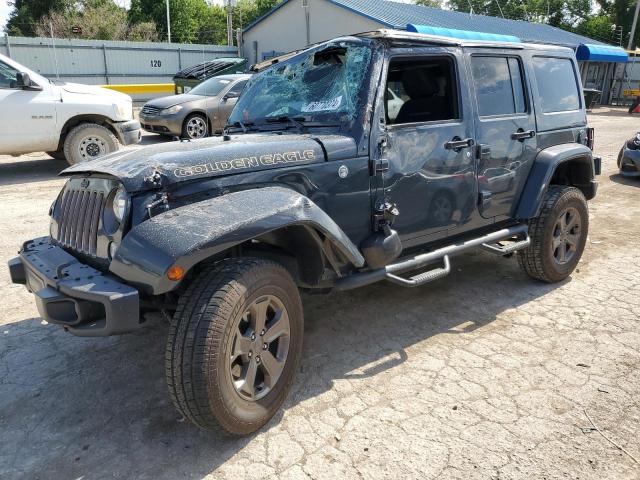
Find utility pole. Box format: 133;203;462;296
226;0;235;47
166;0;171;43
629;0;640;50
303;0;310;45
49;20;60;79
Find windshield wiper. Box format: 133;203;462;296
264;115;308;133
224;120;254;133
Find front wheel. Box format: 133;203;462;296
518;185;589;283
63;123;119;165
182;113;208;139
166;258;303;435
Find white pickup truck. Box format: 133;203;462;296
0;52;140;164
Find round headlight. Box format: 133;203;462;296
112;188;127;222
634;133;640;146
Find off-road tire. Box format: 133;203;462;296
46;149;66;161
181;113;208;139
518;185;588;283
165;258;303;435
63;123;118;165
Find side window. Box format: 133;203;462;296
228;80;247;96
385;57;459;125
0;60;19;89
471;56;527;117
532;57;580;113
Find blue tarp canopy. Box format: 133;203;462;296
406;24;520;43
576;44;628;63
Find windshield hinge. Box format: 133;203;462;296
147;192;169;217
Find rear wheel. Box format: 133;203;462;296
165;258;303;435
518;185;588;283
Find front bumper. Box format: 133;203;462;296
619;146;640;177
9;237;141;337
139;112;184;136
114;119;142;146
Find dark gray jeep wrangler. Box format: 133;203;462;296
9;29;600;435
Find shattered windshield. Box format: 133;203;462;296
228;41;372;126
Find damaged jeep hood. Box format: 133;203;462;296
62;133;357;191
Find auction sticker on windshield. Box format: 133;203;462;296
302;96;342;113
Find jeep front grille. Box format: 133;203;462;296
53;188;106;256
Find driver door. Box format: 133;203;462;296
214;79;247;131
0;60;58;153
379;49;477;248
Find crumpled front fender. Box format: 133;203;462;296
109;186;365;294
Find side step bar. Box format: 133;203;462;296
335;224;529;291
480;235;530;256
386;255;451;287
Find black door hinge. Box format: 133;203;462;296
375;159;389;174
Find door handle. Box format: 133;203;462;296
511;130;536;141
444;137;475;151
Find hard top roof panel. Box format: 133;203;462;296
355;29;575;53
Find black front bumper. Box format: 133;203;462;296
9;237;140;337
114;119;142;146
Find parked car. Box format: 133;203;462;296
173;57;247;94
10;28;600;436
139;74;251;139
0;52;140;165
617;132;640;177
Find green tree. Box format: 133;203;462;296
195;4;228;44
129;0;209;43
414;0;441;8
234;0;281;29
447;0;591;29
34;2;158;41
575;15;615;43
6;0;73;36
596;0;640;48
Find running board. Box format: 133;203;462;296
480;235;530;256
385;255;451;287
334;224;529;291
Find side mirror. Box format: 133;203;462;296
15;72;41;91
16;72;31;88
224;91;240;100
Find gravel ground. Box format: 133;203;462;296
0;110;639;480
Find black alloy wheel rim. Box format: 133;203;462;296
226;295;291;401
552;206;582;265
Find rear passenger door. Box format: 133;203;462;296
468;51;537;219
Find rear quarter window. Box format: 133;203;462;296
532;57;581;113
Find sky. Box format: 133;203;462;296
0;0;227;33
0;0;11;32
